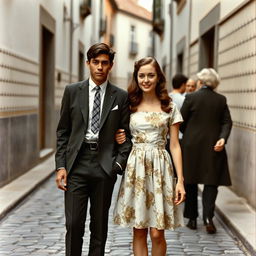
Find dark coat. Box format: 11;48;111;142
55;79;132;177
180;87;232;186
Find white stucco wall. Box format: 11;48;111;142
113;12;152;89
154;0;171;84
0;0;94;77
0;0;40;62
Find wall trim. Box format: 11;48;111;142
218;0;252;26
218;88;256;93
221;70;256;80
219;17;256;41
199;3;220;36
233;123;256;133
0;108;38;118
233;121;256;131
218;35;256;55
0;47;39;66
218;53;256;67
0;64;39;77
229;105;256;110
0;79;38;87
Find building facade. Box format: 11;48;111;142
0;0;153;187
0;0;99;187
104;0;152;89
153;0;256;207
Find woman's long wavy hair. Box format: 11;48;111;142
128;57;172;113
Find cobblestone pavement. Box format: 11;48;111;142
0;175;249;256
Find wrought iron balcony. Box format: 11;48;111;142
129;41;138;56
80;0;91;19
99;18;107;37
153;18;164;36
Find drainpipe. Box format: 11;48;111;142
69;0;73;83
188;0;192;75
169;0;174;81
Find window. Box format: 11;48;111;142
153;0;164;36
129;26;138;56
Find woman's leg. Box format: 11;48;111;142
133;228;148;256
150;228;166;256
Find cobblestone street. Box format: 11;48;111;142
0;175;248;256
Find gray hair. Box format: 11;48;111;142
196;68;220;89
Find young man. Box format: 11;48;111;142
169;74;188;110
55;43;131;256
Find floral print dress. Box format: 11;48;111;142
113;103;184;230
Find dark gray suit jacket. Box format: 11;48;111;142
180;87;232;185
55;79;132;177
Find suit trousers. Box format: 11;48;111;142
65;143;117;256
184;184;218;220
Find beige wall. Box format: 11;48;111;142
190;0;246;43
217;0;256;206
0;0;94;186
168;0;256;207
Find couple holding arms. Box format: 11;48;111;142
55;43;185;256
55;43;232;256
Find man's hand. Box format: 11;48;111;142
115;129;126;144
214;138;225;152
56;168;67;191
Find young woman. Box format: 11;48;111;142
113;57;186;256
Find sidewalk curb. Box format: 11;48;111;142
199;185;256;255
1;157;255;256
0;155;55;220
216;207;256;256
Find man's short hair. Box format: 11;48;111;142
172;74;188;89
87;43;115;63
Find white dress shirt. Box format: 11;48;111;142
169;92;185;139
85;78;108;142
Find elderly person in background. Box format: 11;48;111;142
185;78;197;93
180;68;232;234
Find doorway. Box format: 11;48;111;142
200;27;215;69
39;7;55;155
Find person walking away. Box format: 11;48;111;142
180;68;232;234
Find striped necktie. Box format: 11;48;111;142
91;86;101;134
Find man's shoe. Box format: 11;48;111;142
186;219;197;230
204;218;216;234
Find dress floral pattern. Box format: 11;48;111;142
113;103;184;230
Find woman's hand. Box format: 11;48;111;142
115;129;126;144
174;181;186;205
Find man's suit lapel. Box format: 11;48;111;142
99;82;116;130
79;80;89;128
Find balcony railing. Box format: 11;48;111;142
80;0;91;19
110;34;115;47
99;18;107;37
153;18;164;36
153;0;164;36
129;41;138;56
